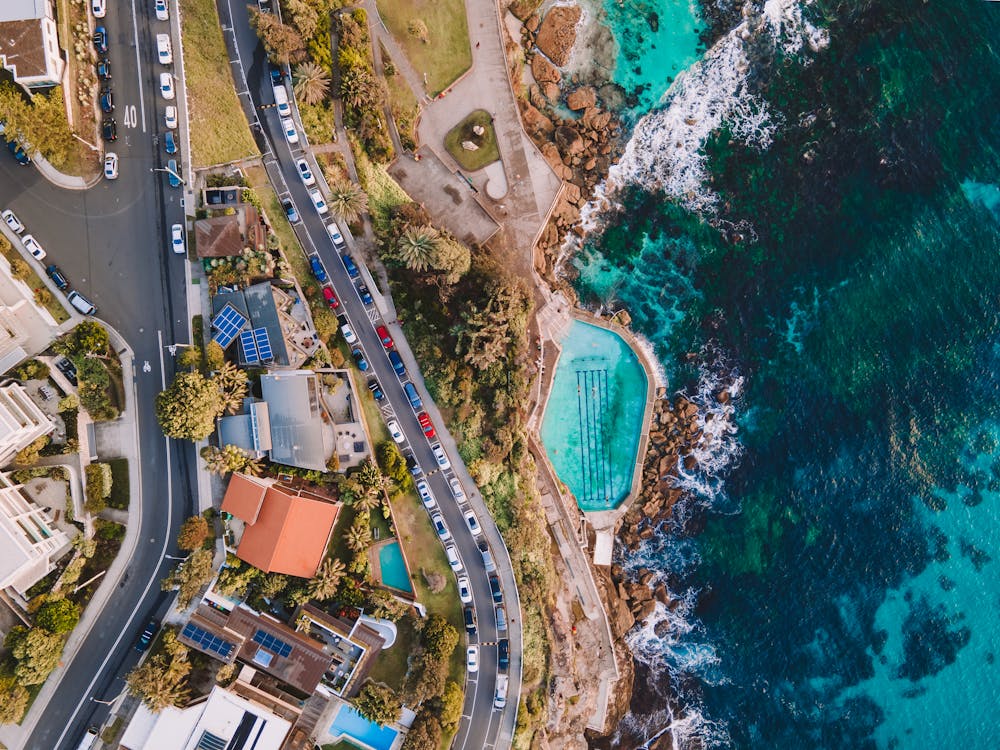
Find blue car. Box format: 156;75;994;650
166;158;181;187
93;26;108;54
388;350;406;377
342;254;360;279
7;140;30;165
164;131;176;154
309;255;327;282
356;282;373;306
352;348;369;371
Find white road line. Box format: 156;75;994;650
129;0;147;131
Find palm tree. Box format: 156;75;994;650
339;67;381;111
328;179;368;224
307;558;345;601
293;61;330;105
346;523;372;553
395;226;441;272
215;362;248;415
353;486;381;514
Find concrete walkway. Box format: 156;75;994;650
32;152;103;191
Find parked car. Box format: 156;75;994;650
341;254;360;279
367;378;384;401
495;604;507;632
322;286;338;309
97;58;111;80
388;350;406;377
269;64;283;86
326;221;347;251
135;620;158;652
498;638;510;671
446;544;462;573
431;443;451;470
281;117;298;145
308;188;328;214
415;480;436;510
375;325;393;349
67;290;96;315
466;645;479;673
489;574;503;603
45;265;69;291
463;507;482;536
7;140;30;165
21;234;45;261
101;118;117;142
309;255;327;282
93;26;108;54
2;209;24;234
431;512;451;541
164;105;177;129
56;357;78;385
295;158;315;186
387;419;404;444
103;151;118;179
479;540;496;573
159;72;175;99
282;199;299;223
164;131;177;154
166;158;181;187
171;223;185;254
340;320;357;344
457;576;473;604
156;34;172;65
91;0;106;18
403;382;422;410
352;348;369;371
155;0;169;21
356;282;373;306
464;606;477;637
418;411;435;438
403;449;422;477
448;476;466;502
99;88;114;113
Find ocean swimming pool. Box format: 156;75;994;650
378;541;412;593
329;704;398;750
540;319;648;511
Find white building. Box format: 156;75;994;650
0;0;64;90
0;382;55;467
119;684;293;750
0;471;69;595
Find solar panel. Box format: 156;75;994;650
196;731;227;750
239;329;260;365
211;304;247;349
253;327;273;362
182;622;235;659
253;628;292;657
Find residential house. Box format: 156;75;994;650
194;205;266;259
0;0;65;90
0;471;70;595
0;381;55;466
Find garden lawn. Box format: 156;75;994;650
444;109;500;171
180;0;258;167
352;140;409;236
375;0;471;95
107;458;129;510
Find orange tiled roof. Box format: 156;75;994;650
220;473;271;525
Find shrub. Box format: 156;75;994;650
84;462;113;514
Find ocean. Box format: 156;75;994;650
569;0;1000;747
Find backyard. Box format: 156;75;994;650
375;0;471;95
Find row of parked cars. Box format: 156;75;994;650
1;209;97;315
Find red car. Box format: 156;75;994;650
376;324;393;349
322;287;339;309
417;411;435;438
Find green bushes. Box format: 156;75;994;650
84;462;113;514
55;322;119;421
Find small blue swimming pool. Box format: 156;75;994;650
378;541;412;593
330;705;398;750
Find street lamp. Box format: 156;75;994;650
72;132;100;152
164;554;187;562
163;342;192;357
150;165;186;185
90;688;127;706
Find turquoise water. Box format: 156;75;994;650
600;0;703;113
378;542;412;593
329;705;398;750
540;320;648;511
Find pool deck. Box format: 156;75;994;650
525;289;661;733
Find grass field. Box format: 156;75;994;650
107;458;129;510
375;0;471;95
180;0;259;167
444;109;500;171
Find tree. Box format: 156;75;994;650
0;83;75;169
156;371;224;440
355;681;401;726
346;519;372;553
215;362;249;415
163;548;215;607
406;18;429;44
376;440;409;484
339;67;382;111
0;675;29;724
126;653;190;711
394;226;441;272
14;435;49;467
307;557;345;601
201;444;260;476
439;681;464;727
84;462;113;514
10;627;64;685
421;615;459;659
258;572;289;600
457;276;531;370
293;61;330;105
57;393;79;413
432;236;471;284
402;706;442;750
58;321;110;357
177;347;202;370
177;515;209;551
8;257;30;280
327;179;368;224
283;0;320;38
35;598;81;635
204;341;225;372
249;8;305;65
353;486;381;513
13;358;49;381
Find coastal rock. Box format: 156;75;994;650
543;82;561;102
531;53;561;84
524;13;541;33
540;141;563;170
554;125;585;156
564;182;582;205
566;85;597;111
521;103;555;135
716;389;731;404
535;4;582;67
584;157;597;171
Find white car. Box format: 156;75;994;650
281;117;298;145
92;0;106;18
387;420;404;444
308;188;328;215
155;0;169;21
1;209;24;234
457;576;472;604
448;476;465;501
431;443;451;470
171;223;185;254
21;235;46;261
156;34;172;65
160;73;175;100
164;105;178;129
103;152;118;179
295;158;315;186
466;645;479;674
445;543;462;573
415;480;436;511
326;221;347;251
340;322;357;344
463;507;483;537
431;512;451;542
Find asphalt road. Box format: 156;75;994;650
219;2;522;746
0;1;197;747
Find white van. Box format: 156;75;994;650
75;727;99;750
272;84;291;117
494;675;508;710
68;291;96;316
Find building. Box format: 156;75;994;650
0;0;65;90
0;471;70;595
194;205;266;259
210;283;293;367
118;684;293;750
0;381;55;466
221;473;338;578
0;251;61;372
218;370;329;472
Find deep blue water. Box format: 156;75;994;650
574;0;1000;747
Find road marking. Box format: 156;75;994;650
123;105;138;129
128;0;147;132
